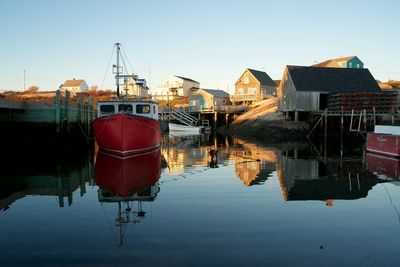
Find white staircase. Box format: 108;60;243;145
170;108;198;126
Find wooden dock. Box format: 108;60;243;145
0;90;95;141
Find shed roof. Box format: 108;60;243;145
247;68;276;86
312;56;360;67
287;65;381;93
333;56;356;62
62;79;85;87
175;75;199;83
200;88;230;97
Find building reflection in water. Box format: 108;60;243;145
161;134;232;175
231;138;277;186
95;149;162;246
0;151;93;210
161;134;278;185
277;148;387;206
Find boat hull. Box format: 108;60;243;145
169;123;202;133
366;132;400;157
93;114;161;157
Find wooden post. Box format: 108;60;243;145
363;109;367;132
348;173;352;191
392;112;395;125
340;107;344;155
373;106;376;127
213;111;218;129
340;107;344;136
350;109;354;131
78;93;84;124
324;112;327;138
357;111;362;132
55;90;61;133
65;90;70;132
294;110;298;122
324;112;327;161
87;97;94;138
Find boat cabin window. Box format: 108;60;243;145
118;104;133;114
100;104;115;115
136;104;151;114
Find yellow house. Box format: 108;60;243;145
233;68;276;104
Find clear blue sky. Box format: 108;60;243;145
1;0;399;93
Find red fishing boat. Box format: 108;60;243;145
92;43;161;158
366;125;400;157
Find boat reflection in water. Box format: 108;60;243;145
366;153;400;180
95;149;162;246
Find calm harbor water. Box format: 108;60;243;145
0;134;400;267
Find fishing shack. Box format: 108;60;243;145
277;65;392;120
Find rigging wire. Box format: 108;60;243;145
121;46;134;74
381;183;400;224
100;45;116;89
100;202;119;245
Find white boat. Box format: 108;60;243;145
169;123;203;133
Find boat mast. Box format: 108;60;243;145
114;42;122;98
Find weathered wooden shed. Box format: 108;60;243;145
189;88;231;112
277;65;381;113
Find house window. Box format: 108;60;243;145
248;88;257;95
357;63;360;68
238;88;244;95
244;76;249;84
190;100;197;106
349;62;353;68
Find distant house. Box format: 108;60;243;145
278;65;381;113
123;76;149;98
233;68;276;104
189;88;231;112
312;56;364;69
153;75;200;101
60;79;89;93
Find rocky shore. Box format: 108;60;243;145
223;98;310;142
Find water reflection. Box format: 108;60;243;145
231;138;277;186
94;149;162;246
1;134;400;266
366;153;400;180
0;151;93;210
277;147;387;205
161;134;232;175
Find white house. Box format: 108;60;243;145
60;79;89;93
152;75;200;101
123;76;149;98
